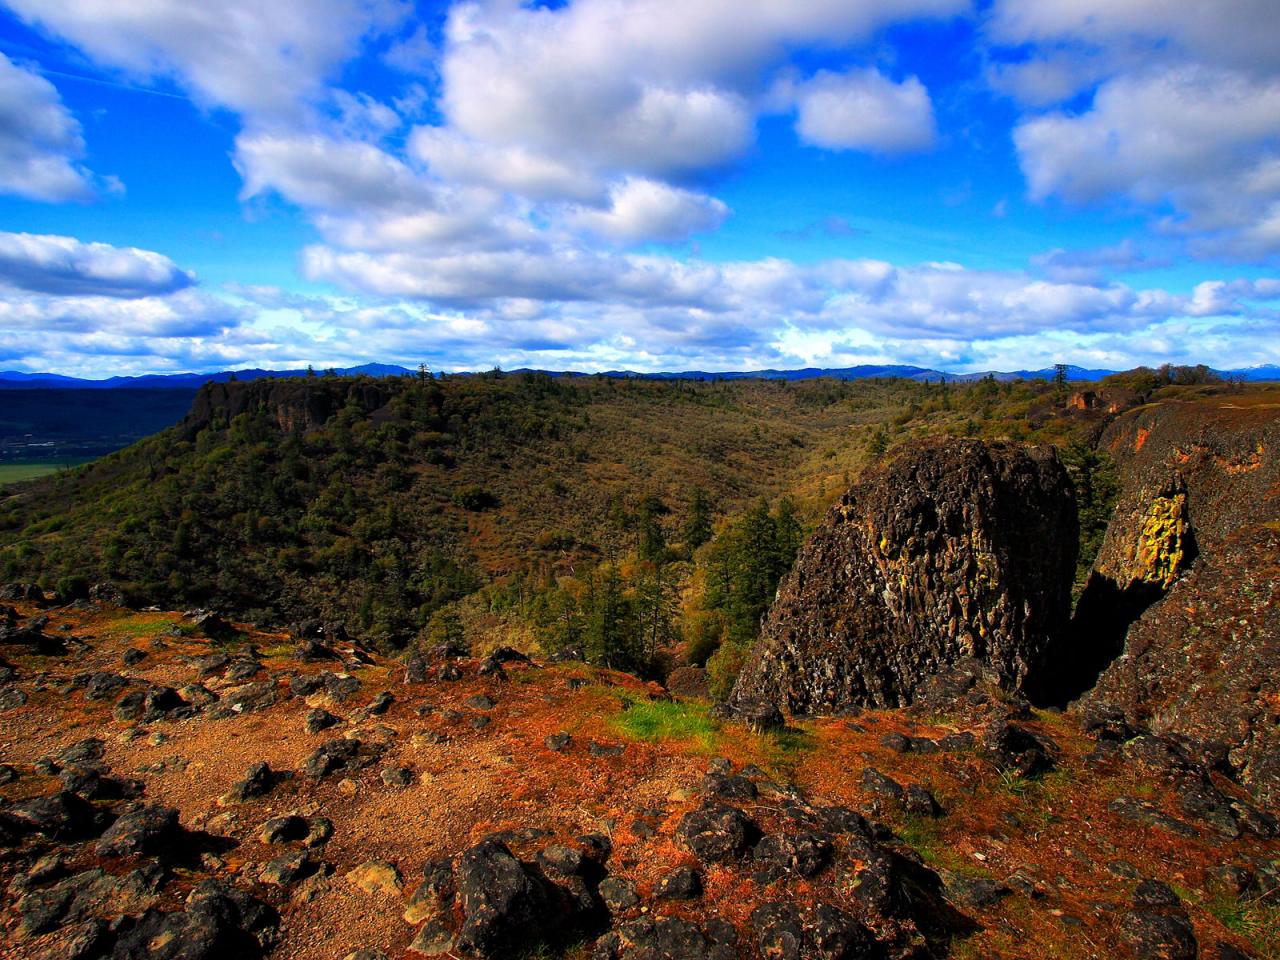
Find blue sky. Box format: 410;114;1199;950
0;0;1278;376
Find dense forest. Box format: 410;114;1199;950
1;366;1217;683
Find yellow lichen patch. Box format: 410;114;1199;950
1134;493;1191;589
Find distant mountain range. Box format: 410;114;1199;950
3;361;1279;389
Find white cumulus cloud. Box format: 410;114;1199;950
0;53;96;201
794;69;936;153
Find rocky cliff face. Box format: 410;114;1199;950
185;378;396;437
1078;393;1280;805
731;438;1078;713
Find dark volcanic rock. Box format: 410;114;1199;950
731;438;1077;713
95;804;181;858
675;803;760;863
5;790;105;840
595;916;736;960
1075;399;1280;805
454;838;553;958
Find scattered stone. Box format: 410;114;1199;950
404;654;430;684
654;866;702;900
366;690;394;714
439;663;463;682
880;732;911;753
736;699;784;733
466;694;496;710
904;784;942;817
192;653;231;678
207;681;278;719
940;870;1012;909
324;672;361;702
984;720;1056;777
408;918;457;956
347;859;402;897
676;804;760;864
470;715;491;731
381;766;414;787
302;737;363;779
304;817;334;847
178;683;218;707
260;815;309;844
404;857;456;925
702;772;758;801
588;742;625;758
305;707;340;733
454;838;553;958
122;648;146;666
95;804;181;858
546;732;571;752
0;686;26;711
596;915;736;960
1110;797;1198;837
752;831;833;879
7;791;104;840
260;851;313;886
222;761;277;805
599;876;640;913
861;768;904;803
225;658;262;682
1121;880;1197;960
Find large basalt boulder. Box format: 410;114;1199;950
731;438;1077;713
1076;396;1280;805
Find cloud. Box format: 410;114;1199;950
567;178;730;244
988;1;1280;79
0;232;194;297
1015;67;1280;258
409;127;604;203
794;69;936;153
433;0;965;192
0;53;96;201
1031;240;1169;284
302;239;1278;345
987;0;1280;260
5;0;412;123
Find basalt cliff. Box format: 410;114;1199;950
730;438;1078;713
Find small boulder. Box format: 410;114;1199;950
346;859;402;897
676;804;760;864
95;804;181;858
654;866;702;900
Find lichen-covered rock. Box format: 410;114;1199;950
732;438;1077;713
1077;397;1280;805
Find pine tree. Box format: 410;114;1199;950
683;487;713;551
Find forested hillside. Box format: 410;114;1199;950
0;369;1170;674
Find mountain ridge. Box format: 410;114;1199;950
5;361;1278;389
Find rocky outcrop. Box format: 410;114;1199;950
184;378;396;438
731;438;1077;713
1077;394;1280;805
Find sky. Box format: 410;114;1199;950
0;1;1278;377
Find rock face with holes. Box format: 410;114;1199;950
731;438;1077;714
1077;396;1280;806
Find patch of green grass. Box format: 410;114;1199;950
1206;892;1280;959
608;697;720;753
0;460;92;487
895;814;988;877
99;614;181;640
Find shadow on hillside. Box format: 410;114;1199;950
1036;527;1199;708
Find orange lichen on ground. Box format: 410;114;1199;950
1;603;1277;960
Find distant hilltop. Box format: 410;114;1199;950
2;360;1278;389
